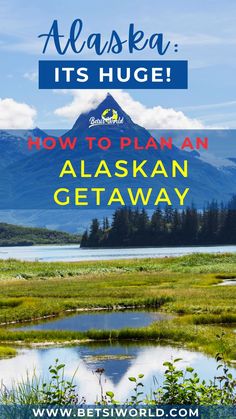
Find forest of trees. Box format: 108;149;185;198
81;195;236;247
0;223;80;246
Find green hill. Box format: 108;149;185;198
0;223;80;246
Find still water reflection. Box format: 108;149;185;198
15;311;172;332
0;343;232;402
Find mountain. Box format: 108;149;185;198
0;127;48;164
71;92;143;132
0;94;236;212
0;209;110;233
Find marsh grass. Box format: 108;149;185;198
0;371;41;404
0;254;236;360
0;346;16;358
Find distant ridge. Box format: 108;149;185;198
0;223;80;246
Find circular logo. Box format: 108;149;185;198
101;108;118;123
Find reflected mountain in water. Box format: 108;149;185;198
0;343;232;402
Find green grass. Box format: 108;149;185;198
0;345;17;358
0;253;236;361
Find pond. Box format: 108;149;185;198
3;310;236;401
216;279;236;286
0;343;234;403
1;244;236;262
13;310;172;332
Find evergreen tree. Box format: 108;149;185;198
80;196;236;248
109;207;131;246
181;206;198;244
88;218;102;246
150;208;163;245
80;230;89;247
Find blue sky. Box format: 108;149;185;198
0;0;236;128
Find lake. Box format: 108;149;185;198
0;343;232;403
1;244;236;262
14;310;172;332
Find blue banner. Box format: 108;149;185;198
38;60;188;89
0;128;235;210
0;405;235;419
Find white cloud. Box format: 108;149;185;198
0;98;36;129
179;100;236;111
54;90;204;129
23;71;37;82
